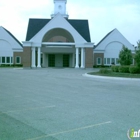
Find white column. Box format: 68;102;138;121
72;53;75;67
37;47;41;68
81;48;85;68
32;47;36;68
75;47;79;68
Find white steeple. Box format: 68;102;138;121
51;0;69;18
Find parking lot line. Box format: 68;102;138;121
27;121;112;140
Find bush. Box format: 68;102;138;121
119;66;130;73
129;66;140;74
111;65;115;72
119;45;133;65
0;64;23;67
99;69;111;74
111;65;120;72
135;49;140;67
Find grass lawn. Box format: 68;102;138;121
88;71;140;78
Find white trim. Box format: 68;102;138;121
0;56;13;65
94;50;105;53
75;47;79;68
30;14;87;43
37;47;41;68
12;48;23;52
22;41;32;47
104;58;106;65
81;48;85;68
42;42;75;46
31;47;36;68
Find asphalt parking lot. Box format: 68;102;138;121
0;68;140;140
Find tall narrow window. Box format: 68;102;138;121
16;56;21;64
11;57;13;64
97;57;102;65
111;58;115;65
6;57;10;63
2;57;5;63
104;58;106;65
116;58;119;64
107;58;110;65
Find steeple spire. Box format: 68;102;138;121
51;0;69;18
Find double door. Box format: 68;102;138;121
48;54;69;67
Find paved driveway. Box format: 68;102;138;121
0;68;139;140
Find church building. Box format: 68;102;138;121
22;0;94;68
0;26;23;66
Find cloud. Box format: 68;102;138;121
0;0;140;45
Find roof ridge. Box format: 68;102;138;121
95;28;116;48
2;26;23;47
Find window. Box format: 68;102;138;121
97;57;102;65
2;57;5;63
16;56;21;64
6;57;10;63
116;58;119;64
104;58;106;65
111;58;115;65
107;58;110;65
11;57;13;64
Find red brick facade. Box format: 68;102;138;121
13;52;23;64
85;48;93;68
94;53;104;66
23;47;31;68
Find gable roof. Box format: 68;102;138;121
1;26;23;47
26;18;91;42
94;29;115;49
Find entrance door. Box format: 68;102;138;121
48;54;55;67
63;54;69;67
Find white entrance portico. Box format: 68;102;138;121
25;42;92;68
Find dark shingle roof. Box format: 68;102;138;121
2;26;23;47
94;29;115;49
26;18;91;42
67;19;91;42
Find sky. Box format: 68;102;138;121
0;0;140;46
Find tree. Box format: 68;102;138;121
118;45;133;65
137;40;140;49
134;40;140;67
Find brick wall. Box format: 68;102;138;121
85;48;93;68
94;53;104;66
22;47;31;68
13;52;23;64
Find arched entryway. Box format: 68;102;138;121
41;28;76;68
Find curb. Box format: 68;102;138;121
83;73;140;81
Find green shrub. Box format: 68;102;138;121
119;45;133;65
99;69;111;74
111;65;115;72
114;66;120;72
111;65;120;72
129;66;140;74
0;64;23;67
13;64;23;67
119;66;130;73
